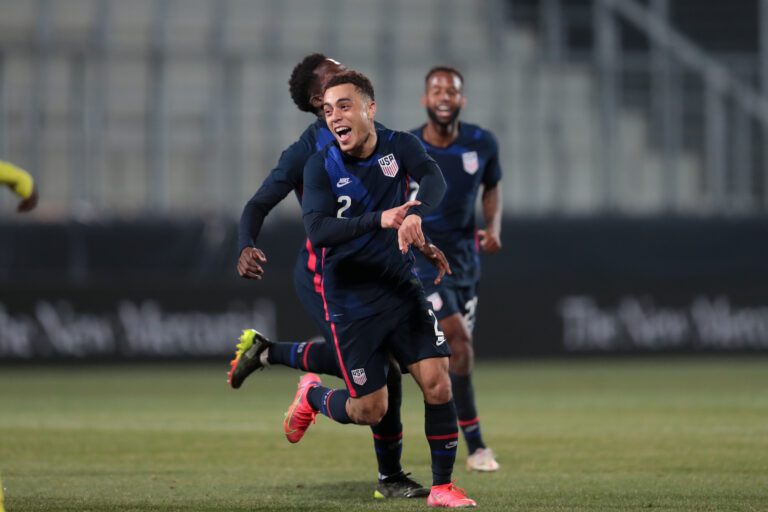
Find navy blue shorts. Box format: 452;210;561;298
329;294;451;398
422;280;479;332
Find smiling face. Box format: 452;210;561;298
323;83;377;157
422;70;465;127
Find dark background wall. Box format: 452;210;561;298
2;216;767;361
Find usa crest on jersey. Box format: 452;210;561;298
462;151;479;174
378;154;399;177
351;368;367;386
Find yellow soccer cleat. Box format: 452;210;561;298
227;329;273;389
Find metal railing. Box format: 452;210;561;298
532;0;768;213
600;0;767;211
615;0;767;211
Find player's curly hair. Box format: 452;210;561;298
424;65;465;87
324;70;376;102
288;53;329;113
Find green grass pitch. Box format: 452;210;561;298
1;358;767;511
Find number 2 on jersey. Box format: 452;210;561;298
337;195;351;218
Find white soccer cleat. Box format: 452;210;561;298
465;447;500;472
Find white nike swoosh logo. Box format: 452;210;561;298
337;179;351;188
436;337;446;346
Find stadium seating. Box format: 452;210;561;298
0;0;759;216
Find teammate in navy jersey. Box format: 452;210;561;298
285;70;476;508
410;66;503;473
227;54;448;499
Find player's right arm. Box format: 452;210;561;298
0;160;38;212
237;139;310;279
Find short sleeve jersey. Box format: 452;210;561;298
410;122;502;286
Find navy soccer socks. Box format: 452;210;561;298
450;372;487;454
306;384;352;424
425;400;459;486
306;370;406;478
371;368;404;478
267;340;342;378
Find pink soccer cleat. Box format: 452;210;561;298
427;482;477;508
283;373;321;443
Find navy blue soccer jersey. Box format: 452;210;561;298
410;122;502;286
302;127;446;323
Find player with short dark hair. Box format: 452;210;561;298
0;159;38;212
288;53;332;113
228;54;448;499
285;70;477;508
410;66;503;472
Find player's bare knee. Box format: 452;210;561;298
367;399;388;424
349;396;388;425
355;406;388;426
422;376;452;404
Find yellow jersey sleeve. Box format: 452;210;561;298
0;159;35;199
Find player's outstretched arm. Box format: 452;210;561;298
237;138;312;278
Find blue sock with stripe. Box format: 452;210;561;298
267;341;342;378
306;385;351;424
450;372;486;454
425;400;459;486
371;366;403;478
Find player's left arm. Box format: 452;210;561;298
477;133;503;253
479;184;502;253
236;142;309;280
396;133;447;253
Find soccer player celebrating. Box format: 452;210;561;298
229;54;448;499
0;159;38;212
410;66;503;472
286;70;476;508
